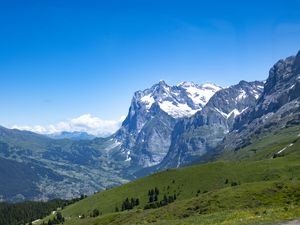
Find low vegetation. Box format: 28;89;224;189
34;125;300;224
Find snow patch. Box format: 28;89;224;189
141;94;155;109
228;109;241;118
215;108;247;119
290;84;296;89
159;101;198;118
125;150;131;161
252;89;260;99
177;82;221;112
276;143;294;154
214;107;228;118
236;90;247;101
277;147;287;154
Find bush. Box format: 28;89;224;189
92;209;100;217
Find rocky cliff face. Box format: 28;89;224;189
114;80;221;168
157;80;264;169
223;51;300;151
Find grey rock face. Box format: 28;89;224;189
114;80;221;168
224;51;300;151
235;52;300;129
157;80;264;169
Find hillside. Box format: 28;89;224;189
36;124;300;225
0;126;126;201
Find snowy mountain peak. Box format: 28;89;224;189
178;82;222;110
177;81;196;87
200;83;222;90
136;80;222;118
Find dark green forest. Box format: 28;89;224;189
0;198;83;225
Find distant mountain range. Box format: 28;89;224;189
47;131;96;140
0;50;299;202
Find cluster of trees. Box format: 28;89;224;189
120;197;140;211
40;212;64;225
148;187;159;203
115;187;177;212
144;187;177;210
91;208;101;217
0;199;70;225
144;193;177;209
78;208;101;219
224;178;240;186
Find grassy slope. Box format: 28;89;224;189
221;125;300;161
81;180;300;225
38;125;300;225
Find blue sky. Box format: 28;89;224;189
0;0;300;134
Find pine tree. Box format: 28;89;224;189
130;198;135;207
149;195;154;203
135;198;140;206
155;187;159;195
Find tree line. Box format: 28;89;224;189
0;195;86;225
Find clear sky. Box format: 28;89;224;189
0;0;300;135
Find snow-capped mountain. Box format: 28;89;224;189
114;80;221;168
139;80;221;118
156;80;264;170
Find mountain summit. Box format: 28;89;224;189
114;80;221;168
134;80;221;118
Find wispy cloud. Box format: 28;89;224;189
12;114;125;137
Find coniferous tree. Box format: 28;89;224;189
150;195;154;203
92;209;100;217
135;198;140;206
155;187;159;195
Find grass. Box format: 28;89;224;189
221;125;300;161
46;180;300;225
37;125;300;225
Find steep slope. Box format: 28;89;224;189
156;80;263;170
114;80;221;168
222;50;300;153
